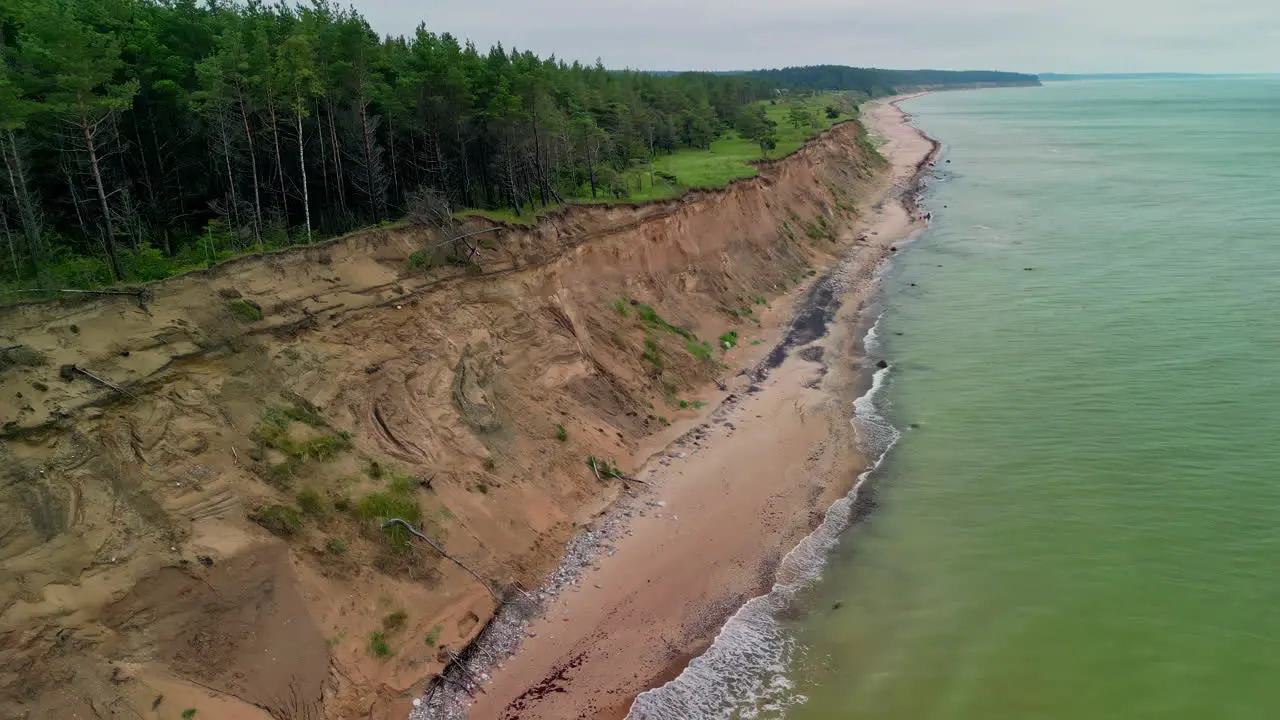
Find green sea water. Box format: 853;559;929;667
787;79;1280;719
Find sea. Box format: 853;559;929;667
630;78;1280;719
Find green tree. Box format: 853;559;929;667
273;29;322;242
788;106;818;129
26;0;138;280
735;105;778;156
0;15;44;279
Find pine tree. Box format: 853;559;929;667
26;0;138;280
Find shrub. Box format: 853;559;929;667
252;505;303;537
300;434;351;461
407;250;429;269
554;423;568;442
642;337;662;371
263;458;301;490
686;339;713;361
226;299;263;322
325;537;348;555
425;624;442;647
585;455;622;480
633;302;694;340
382;610;408;633
358;489;421;553
46;254;113;289
611;298;629;317
369;631;391;658
720;331;739;349
182;710;197;720
0;345;46;368
281;402;325;427
297;488;327;517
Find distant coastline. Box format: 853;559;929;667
1040;72;1276;81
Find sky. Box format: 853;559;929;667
347;0;1279;74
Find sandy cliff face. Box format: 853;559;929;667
0;120;883;720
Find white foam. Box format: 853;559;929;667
627;342;901;720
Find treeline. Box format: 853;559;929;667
743;66;1041;96
0;0;778;289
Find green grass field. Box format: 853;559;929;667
458;92;861;222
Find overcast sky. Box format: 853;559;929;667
348;0;1279;74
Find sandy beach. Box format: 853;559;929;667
449;98;938;720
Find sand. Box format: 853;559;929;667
464;98;937;720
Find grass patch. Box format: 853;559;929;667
325;537;348;555
611;298;629;317
257;416;351;462
719;330;739;349
226;299;262;322
382;610;408;633
585;455;623;480
554;423;568;442
425;624;442;647
358;483;421;553
644;93;857;191
693;400;708;409
369;631;392;658
455;204;558;227
0;345;46;368
251;504;302;537
641;337;663;371
182;710;197;720
686;338;713;361
262;457;302;490
633;303;694;340
297;488;327;517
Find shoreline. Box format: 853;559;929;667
412;96;939;720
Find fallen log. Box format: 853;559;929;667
68;365;137;399
382;518;501;600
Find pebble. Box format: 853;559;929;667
409;458;656;719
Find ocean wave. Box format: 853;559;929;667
627;324;902;720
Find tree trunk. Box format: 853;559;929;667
296;113;312;243
2;207;17;280
268;96;287;221
62;158;91;247
81;108;124;281
386;110;400;207
3;132;42;272
220;122;243;245
316;100;331;209
359;99;380;222
456;119;471;207
531;112;549;206
236;84;263;249
326;98;347;216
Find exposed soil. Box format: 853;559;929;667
0;112;888;720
